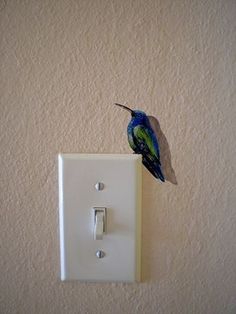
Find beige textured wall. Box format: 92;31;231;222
1;0;236;313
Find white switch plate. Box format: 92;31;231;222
58;153;142;282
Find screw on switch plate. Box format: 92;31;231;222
95;182;104;191
95;250;105;259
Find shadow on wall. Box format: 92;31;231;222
148;116;177;185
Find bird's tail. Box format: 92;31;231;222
143;158;165;182
154;164;165;182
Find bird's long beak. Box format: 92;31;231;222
114;103;134;115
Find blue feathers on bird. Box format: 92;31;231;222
114;103;165;182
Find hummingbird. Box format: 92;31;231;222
114;103;165;182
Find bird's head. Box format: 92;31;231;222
114;103;147;122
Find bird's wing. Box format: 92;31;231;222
133;125;161;163
128;132;136;151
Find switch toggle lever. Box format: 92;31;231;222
93;207;106;240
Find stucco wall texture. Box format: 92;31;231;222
1;0;236;313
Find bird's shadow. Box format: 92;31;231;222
148;116;177;185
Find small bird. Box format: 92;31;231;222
114;103;165;182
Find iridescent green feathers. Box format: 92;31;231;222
133;125;160;161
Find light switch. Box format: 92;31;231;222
58;153;142;282
93;207;106;240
